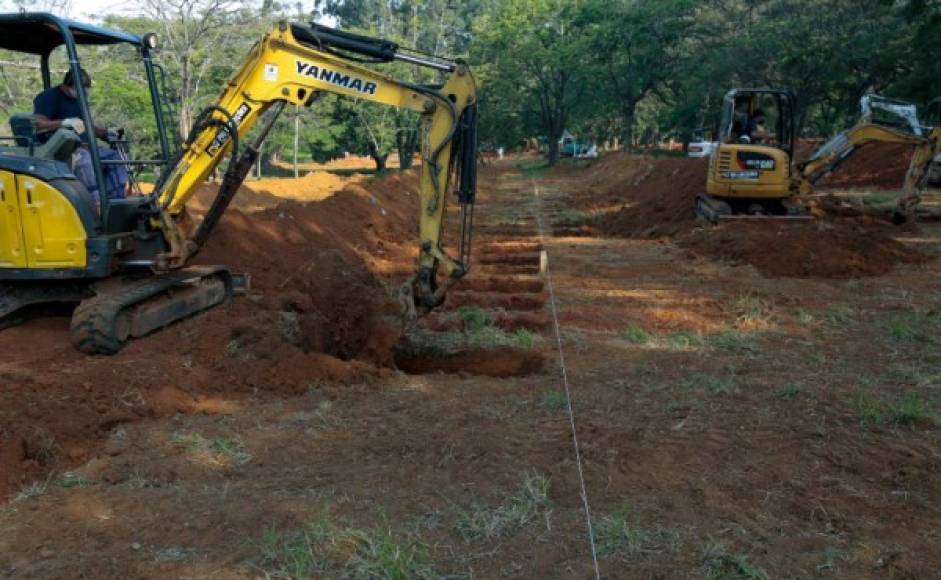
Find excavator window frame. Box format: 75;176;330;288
0;12;173;226
720;88;796;159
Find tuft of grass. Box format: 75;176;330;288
852;392;931;428
171;432;253;466
664;331;705;350
622;325;651;345
259;512;434;579
885;312;938;343
12;479;49;502
457;306;492;332
703;540;769;580
594;506;680;561
555;209;591;226
796;309;816;324
224;339;242;357
56;472;98;488
688;373;735;395
540;390;567;411
708;330;760;355
775;382;803;401
455;472;551;542
824;303;856;325
732;292;773;326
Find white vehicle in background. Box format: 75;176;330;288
687;129;717;158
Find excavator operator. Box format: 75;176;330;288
32;67;128;207
742;108;768;144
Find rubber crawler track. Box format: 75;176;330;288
70;269;232;355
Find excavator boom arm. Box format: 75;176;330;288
152;22;478;307
796;122;941;218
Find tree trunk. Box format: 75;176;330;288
397;128;418;171
621;102;638;153
547;138;560;165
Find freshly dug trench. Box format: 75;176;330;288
459;277;545;294
395;347;545;377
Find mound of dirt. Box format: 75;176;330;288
0;171;422;499
591;156;708;238
678;219;928;278
798;141;916;190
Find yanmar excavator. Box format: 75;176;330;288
695;89;941;222
0;14;478;354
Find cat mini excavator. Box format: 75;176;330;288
695;88;941;222
0;14;478;354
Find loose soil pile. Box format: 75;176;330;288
677;219;929;278
557;149;931;277
799;141;915;190
0;171;422;498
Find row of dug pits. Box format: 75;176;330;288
395;240;551;378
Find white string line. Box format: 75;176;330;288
531;179;601;580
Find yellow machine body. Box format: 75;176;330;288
0;170;87;269
706;143;792;200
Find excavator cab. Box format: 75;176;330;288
697;88;802;220
0;13;172;278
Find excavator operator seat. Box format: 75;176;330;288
6;113;83;163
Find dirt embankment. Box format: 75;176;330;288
554;148;931;277
0;171;421;499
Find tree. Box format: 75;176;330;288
580;0;698;151
473;0;587;164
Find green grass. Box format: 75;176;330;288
455;472;551;542
259;511;434;579
622;325;651;345
594;506;680;561
688;373;735;395
852;392;931;428
171;433;253;466
56;472;98;488
824;303;857;325
517;159;549;178
703;540;769;580
457;306;493;332
708;330;760;355
732;292;773;325
224;339;241;357
540;390;567;411
775;382;803;401
555;209;592;225
884;311;940;343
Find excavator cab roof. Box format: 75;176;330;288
0;12;143;55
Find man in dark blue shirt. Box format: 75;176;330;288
32;68;127;206
33;68;107;142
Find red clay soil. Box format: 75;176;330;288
555;151;931;277
677;219;929;278
0;171;423;499
798;141;916;190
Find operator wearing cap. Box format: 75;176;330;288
33;67;127;206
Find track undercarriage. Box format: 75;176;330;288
1;266;242;354
695;194;814;223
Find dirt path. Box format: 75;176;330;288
3;161;941;578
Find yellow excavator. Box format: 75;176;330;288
0;14;478;354
695;88;941;222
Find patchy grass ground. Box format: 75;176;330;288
2;159;941;578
